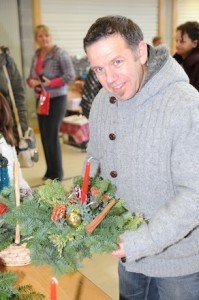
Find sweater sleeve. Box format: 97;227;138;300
59;50;76;84
122;100;199;262
49;77;64;88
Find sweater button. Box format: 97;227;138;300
110;171;117;178
109;96;117;104
109;133;116;140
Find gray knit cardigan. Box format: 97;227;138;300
87;45;199;277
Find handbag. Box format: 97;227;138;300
17;128;39;168
2;64;39;168
37;88;50;115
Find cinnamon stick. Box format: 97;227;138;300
85;199;116;234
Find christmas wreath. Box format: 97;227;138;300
0;176;145;275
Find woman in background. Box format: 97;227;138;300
0;92;29;190
27;25;76;181
152;36;164;47
0;46;28;144
174;21;199;91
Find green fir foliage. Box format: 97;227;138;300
0;177;145;276
0;272;18;299
0;271;45;300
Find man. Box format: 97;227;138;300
83;15;199;299
0;46;28;144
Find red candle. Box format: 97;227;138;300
50;277;58;300
81;158;92;203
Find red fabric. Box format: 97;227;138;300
50;78;64;88
60;122;89;144
37;91;50;115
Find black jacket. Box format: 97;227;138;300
0;48;28;142
174;48;199;91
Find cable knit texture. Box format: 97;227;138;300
87;45;199;277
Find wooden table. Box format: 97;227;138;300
0;264;111;300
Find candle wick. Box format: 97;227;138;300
52;277;58;284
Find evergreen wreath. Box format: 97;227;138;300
0;176;145;276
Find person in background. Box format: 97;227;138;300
83;15;199;299
27;24;76;181
0;92;29;191
174;21;199;91
152;36;164;47
80;68;102;119
0;46;28;145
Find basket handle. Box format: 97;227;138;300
14;161;20;244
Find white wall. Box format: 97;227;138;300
177;0;199;25
41;0;159;57
0;0;22;74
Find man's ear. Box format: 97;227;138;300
138;41;148;65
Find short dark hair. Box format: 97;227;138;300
83;15;144;52
177;21;199;47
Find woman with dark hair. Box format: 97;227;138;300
0;92;29;190
174;21;199;91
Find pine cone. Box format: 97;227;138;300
90;186;101;197
90;187;109;201
102;194;109;202
51;204;66;222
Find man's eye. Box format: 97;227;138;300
114;59;122;65
93;67;103;74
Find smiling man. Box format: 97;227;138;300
83;16;199;300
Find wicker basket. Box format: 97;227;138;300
0;243;31;266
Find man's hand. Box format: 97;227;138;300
112;242;126;260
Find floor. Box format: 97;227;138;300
22;133;119;300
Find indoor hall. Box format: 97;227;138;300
16;133;119;300
0;0;199;299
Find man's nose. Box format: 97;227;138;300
105;68;117;83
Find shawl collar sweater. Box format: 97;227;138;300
87;45;199;277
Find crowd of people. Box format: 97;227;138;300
0;13;199;300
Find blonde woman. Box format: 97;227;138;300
27;25;76;181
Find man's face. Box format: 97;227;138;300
86;34;147;101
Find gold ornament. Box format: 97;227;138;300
66;211;82;227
